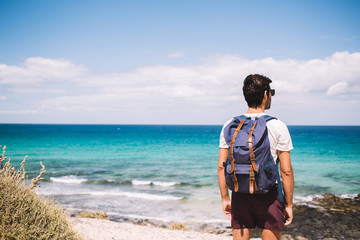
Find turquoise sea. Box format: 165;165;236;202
1;124;359;223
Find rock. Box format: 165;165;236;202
282;234;294;240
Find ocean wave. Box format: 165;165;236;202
87;191;183;201
41;190;183;201
49;177;205;188
132;180;152;185
111;213;227;224
85;179;132;185
132;180;179;187
294;193;359;203
50;175;87;184
153;181;179;187
293;193;359;209
339;193;358;199
294;195;323;203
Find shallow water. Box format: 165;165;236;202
1;124;359;222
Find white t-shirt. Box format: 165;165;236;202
219;113;293;162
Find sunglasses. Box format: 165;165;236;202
269;89;275;96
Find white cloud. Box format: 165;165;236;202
167;51;185;58
0;57;88;85
8;87;70;94
0;52;360;124
172;86;205;98
0;110;38;114
0;96;6;101
327;81;349;96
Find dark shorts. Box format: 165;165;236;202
231;186;285;231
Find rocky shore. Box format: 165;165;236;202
72;194;360;240
282;194;360;240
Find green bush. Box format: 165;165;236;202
0;146;82;240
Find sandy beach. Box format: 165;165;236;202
73;218;234;240
72;194;360;240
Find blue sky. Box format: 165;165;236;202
0;0;360;124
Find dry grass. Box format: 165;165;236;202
76;210;109;220
168;222;189;231
0;145;82;240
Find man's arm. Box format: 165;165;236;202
217;148;231;220
278;150;294;226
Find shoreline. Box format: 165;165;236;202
68;210;231;235
70;193;359;240
72;218;233;240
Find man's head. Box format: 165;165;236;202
243;74;273;109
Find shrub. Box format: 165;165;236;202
0;146;82;240
168;222;189;231
76;210;109;220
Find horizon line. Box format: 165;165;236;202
0;123;359;127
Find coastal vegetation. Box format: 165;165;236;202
168;222;189;231
0;146;81;240
76;210;109;220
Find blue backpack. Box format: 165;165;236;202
223;115;283;201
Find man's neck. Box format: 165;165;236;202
246;107;265;114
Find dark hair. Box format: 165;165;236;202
242;74;272;108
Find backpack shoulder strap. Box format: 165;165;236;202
276;159;284;203
261;115;277;122
223;115;250;146
247;120;258;194
229;119;245;192
234;115;249;121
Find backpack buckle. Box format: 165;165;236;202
249;172;255;181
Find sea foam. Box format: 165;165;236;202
86;190;183;201
294;193;358;204
132;180;179;187
40;189;183;201
50;175;87;184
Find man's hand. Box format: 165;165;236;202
222;199;232;220
284;205;293;226
278;150;294;227
218;148;231;220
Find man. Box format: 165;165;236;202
217;74;294;240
